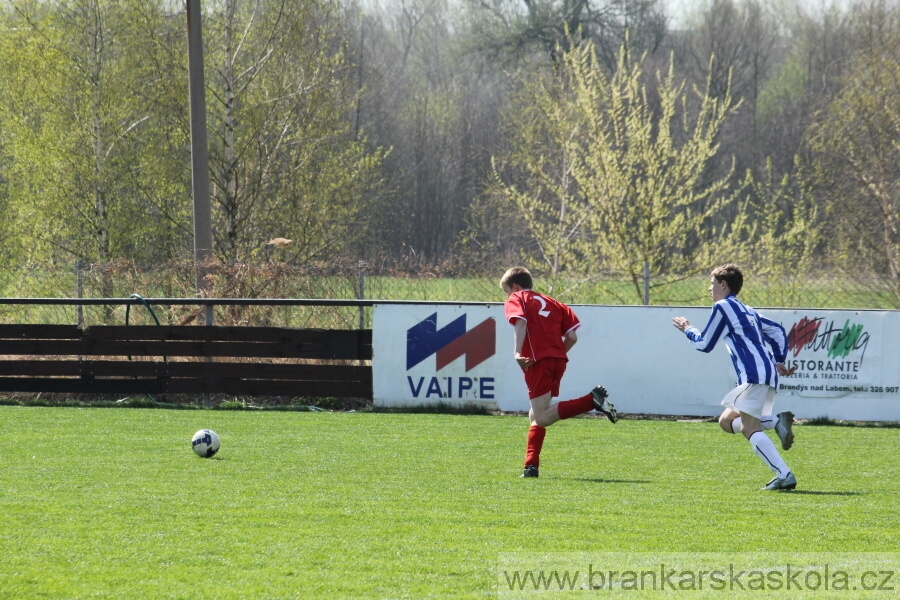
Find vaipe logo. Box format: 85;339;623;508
406;313;496;371
405;312;497;400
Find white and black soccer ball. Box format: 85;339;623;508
191;429;221;458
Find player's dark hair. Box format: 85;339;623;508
712;264;743;295
500;267;533;290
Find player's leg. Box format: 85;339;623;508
731;391;794;449
521;359;567;477
522;418;544;478
721;385;776;433
525;359;565;427
718;407;741;433
530;391;559;427
729;414;776;432
522;394;552;478
743;413;795;490
724;385;796;490
521;357;555;477
555;392;594;420
550;360;617;422
555;388;618;421
521;359;615;477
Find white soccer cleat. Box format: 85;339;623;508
762;472;797;491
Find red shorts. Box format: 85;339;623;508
524;357;567;400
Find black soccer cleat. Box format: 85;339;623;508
521;465;539;478
591;385;618;423
775;411;795;450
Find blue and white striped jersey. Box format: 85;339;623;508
683;294;788;388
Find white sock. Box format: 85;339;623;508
731;416;776;434
749;431;790;478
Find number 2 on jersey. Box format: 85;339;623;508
534;296;550;317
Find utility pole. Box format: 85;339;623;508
187;0;213;297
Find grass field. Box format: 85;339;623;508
1;407;898;599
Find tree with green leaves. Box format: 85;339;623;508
486;55;591;293
204;0;386;264
723;156;821;307
0;0;162;267
492;36;743;301
807;1;900;305
0;0;385;268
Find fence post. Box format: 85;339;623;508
204;302;213;407
76;260;84;328
358;260;365;330
643;261;650;306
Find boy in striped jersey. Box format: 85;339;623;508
501;266;618;479
672;264;798;491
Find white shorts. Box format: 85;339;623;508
721;383;776;419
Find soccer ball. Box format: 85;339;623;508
191;429;221;458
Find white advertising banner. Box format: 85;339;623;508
372;304;522;409
372;304;900;421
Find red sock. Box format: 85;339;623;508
556;394;593;420
524;425;546;467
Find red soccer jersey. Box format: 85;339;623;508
504;290;580;362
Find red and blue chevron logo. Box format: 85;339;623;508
406;313;496;372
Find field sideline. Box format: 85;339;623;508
0;407;897;598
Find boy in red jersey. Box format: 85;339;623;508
501;267;617;478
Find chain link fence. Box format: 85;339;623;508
0;259;896;328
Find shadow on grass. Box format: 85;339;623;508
784;490;863;496
803;416;900;429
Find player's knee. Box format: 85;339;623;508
534;412;554;428
719;415;736;433
532;406;557;428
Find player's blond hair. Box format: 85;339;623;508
500;267;533;290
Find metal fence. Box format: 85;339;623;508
0;260;896;328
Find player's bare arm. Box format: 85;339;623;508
512;318;532;371
672;317;691;332
563;330;577;352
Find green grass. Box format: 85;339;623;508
0;408;897;598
